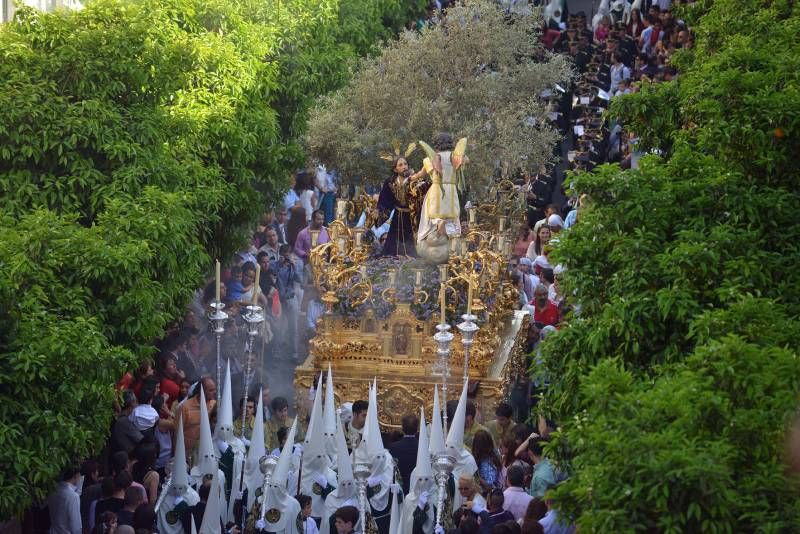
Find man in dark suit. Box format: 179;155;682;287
387;414;419;494
270;208;290;245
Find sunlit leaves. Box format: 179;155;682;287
538;0;800;530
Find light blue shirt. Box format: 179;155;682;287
530;458;556;498
48;482;81;534
564;209;578;229
283;189;300;211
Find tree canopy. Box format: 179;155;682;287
306;0;574;190
0;0;424;517
540;0;800;531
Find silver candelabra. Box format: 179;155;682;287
433;322;454;433
354;461;371;534
208;300;228;395
258;454;279;522
457;313;479;380
241;304;264;439
433;451;455;529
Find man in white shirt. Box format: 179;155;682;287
48;465;82;534
503;465;533;521
609;53;630;92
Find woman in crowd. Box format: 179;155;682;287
526;225;551;261
519;498;547;532
287;206;307;249
594;15;611;43
472;430;503;493
131;442;160;505
626;8;643;38
512;222;534;259
295;171;317;224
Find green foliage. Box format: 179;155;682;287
0;0;418;518
539;0;800;530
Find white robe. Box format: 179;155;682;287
299;463;338;519
366;450;395;514
222;439;247;523
190;468;228;525
320;481;358;534
156;488;200;534
255;492;303;534
417;151;462;264
400;470;438;534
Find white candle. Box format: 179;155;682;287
499;216;507;232
440;283;446;325
415;269;423;286
252;264;261;305
215;260;221;303
497;236;505;253
388;270;396;287
468;207;476;224
467;277;473;315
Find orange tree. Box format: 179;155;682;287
539;0;800;531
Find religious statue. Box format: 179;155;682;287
376;141;421;257
415;133;468;264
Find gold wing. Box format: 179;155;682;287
404;142;417;158
452;137;468;168
418;140;441;174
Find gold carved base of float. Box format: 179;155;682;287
294;299;531;430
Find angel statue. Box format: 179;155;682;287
413;133;469;264
376;140;423;257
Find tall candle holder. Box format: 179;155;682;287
258;454;279;522
433;323;453;432
354;461;371;534
457;312;479;380
208;301;228;396
433;452;455;530
241;304;264;437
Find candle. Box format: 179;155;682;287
388;270;396;287
415;269;422;286
439;264;448;284
440;282;447;325
497;236;505;253
215;259;221;303
360;265;368;278
252;264;261;305
467;276;474;315
338;236;347;255
354;229;363;247
337;199;347;219
499;216;507;232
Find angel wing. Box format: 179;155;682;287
452;137;468;169
418;140;444;198
418;140;441;174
